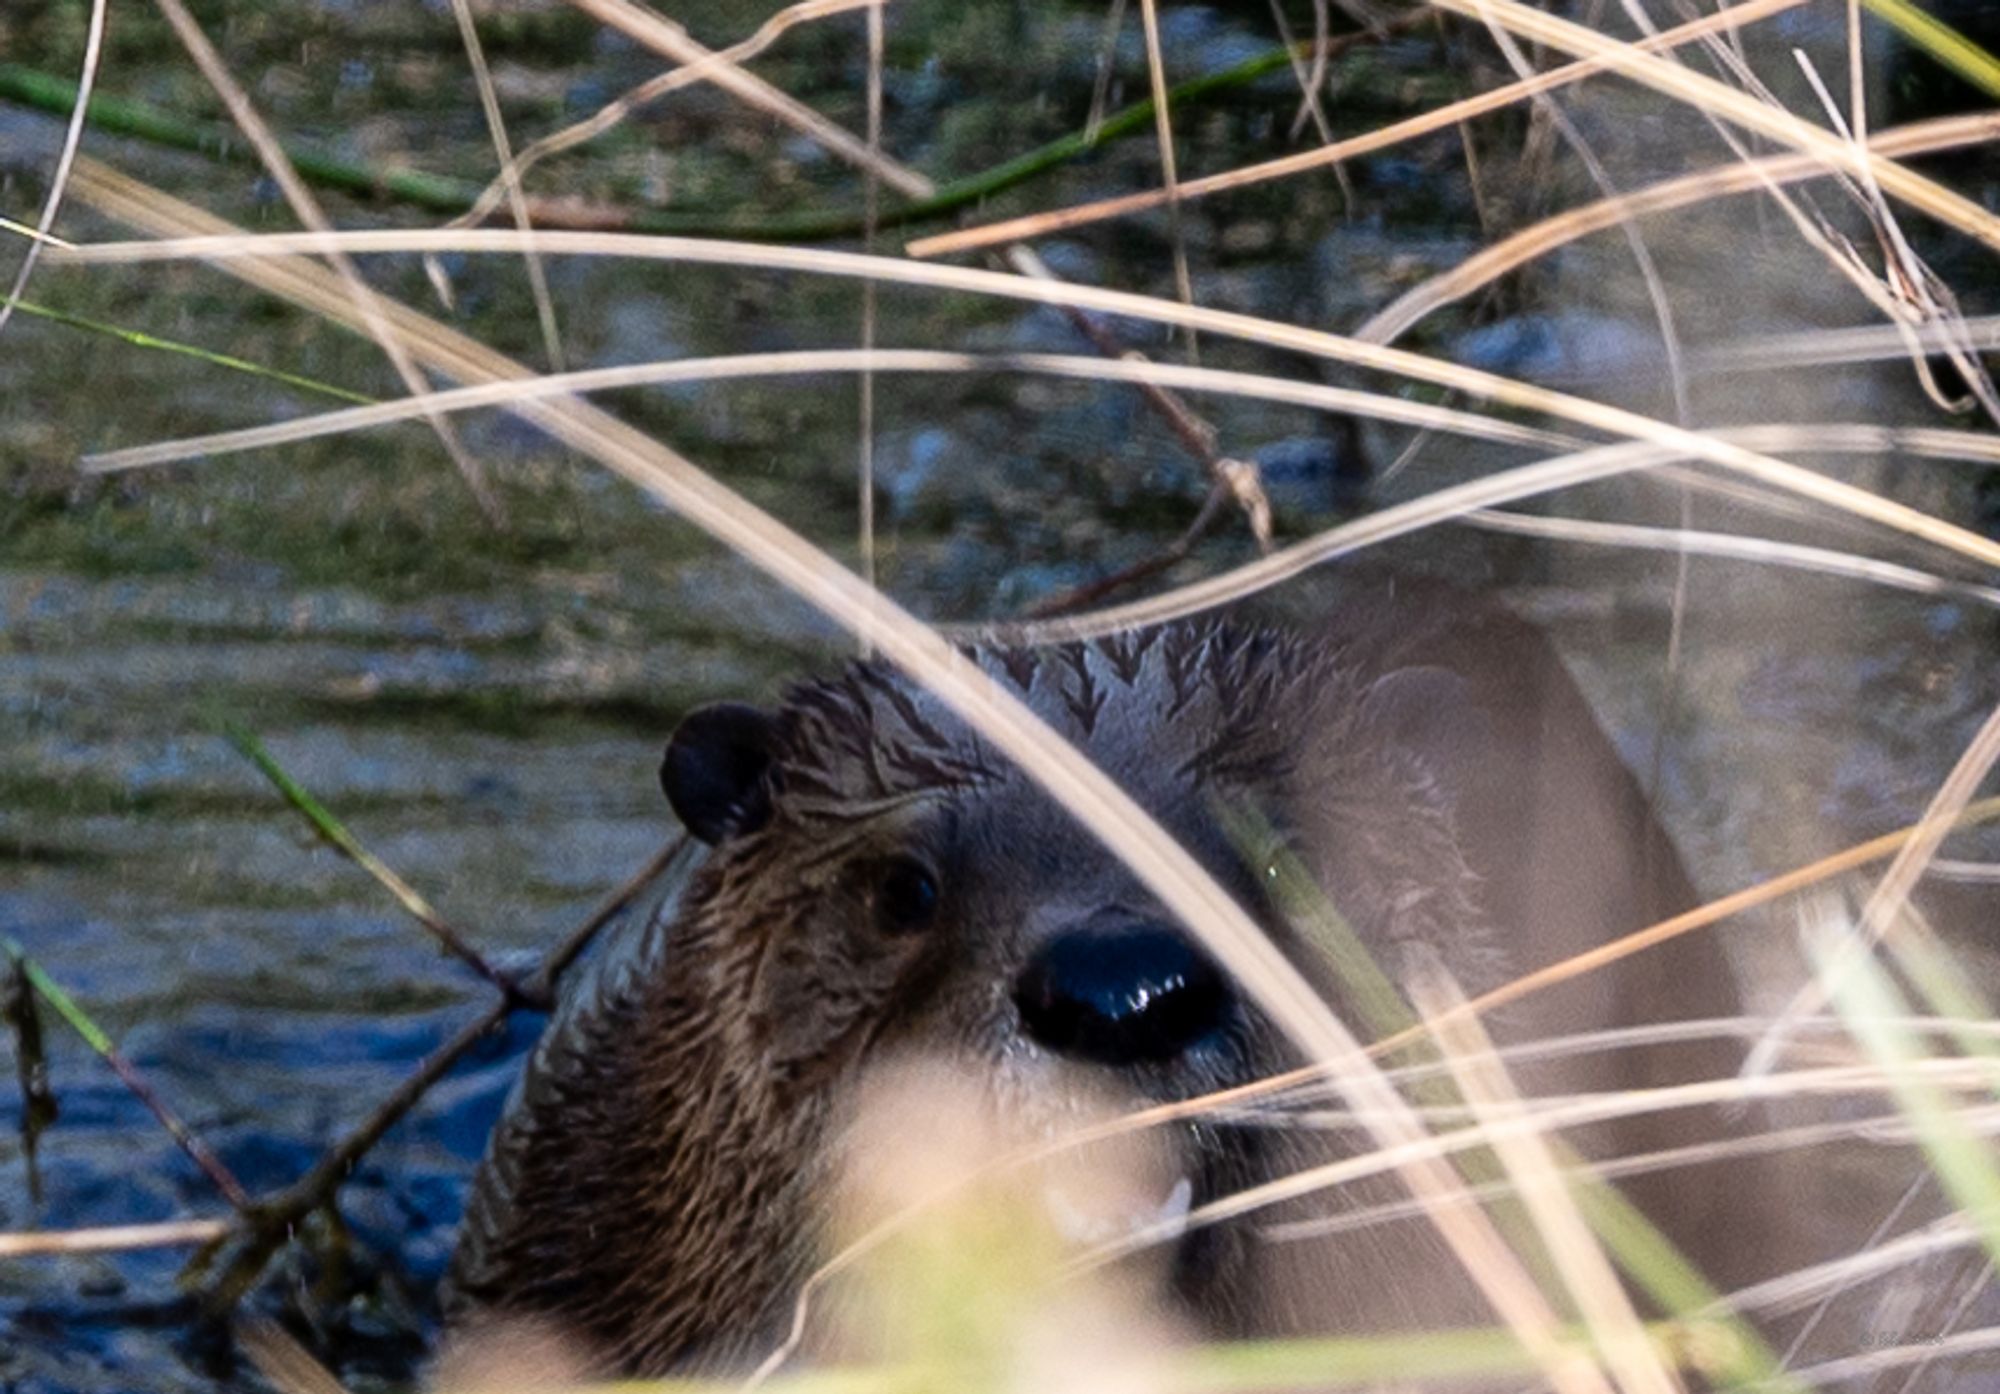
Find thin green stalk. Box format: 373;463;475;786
0;62;485;215
1864;0;2000;101
2;938;252;1208
219;722;528;1003
1814;922;2000;1269
1885;914;2000;1078
4;941;115;1055
10;299;374;405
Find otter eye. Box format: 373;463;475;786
874;857;941;935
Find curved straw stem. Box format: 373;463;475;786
49;224;2000;574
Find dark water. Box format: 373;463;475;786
3;0;1999;1389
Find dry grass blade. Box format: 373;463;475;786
147;0;502;523
568;0;924;199
906;0;1809;259
67;162;1584;1390
1746;700;2000;1079
77;348;1572;475
1719;1207;1987;1322
448;0;882;231
448;0;566;373
237;1317;352;1394
985;439;1879;643
0;0;105;340
1265;1104;2000;1244
1698;313;2000;373
1931;859;2000;884
1264;0;1338;145
1792;48;2000;425
1788;1325;2000;1389
859;0;885;633
1422;0;2000;251
1074;1054;2000;1271
51;226;2000;574
1357;112;2000;345
0;1219;230;1258
1414;960;1682;1394
1464;511;2000;611
1135;0;1200;358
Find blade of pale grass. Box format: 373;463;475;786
1068;1053;1999;1314
0;0;105;340
1264;0;1338;145
1357;112;2000;346
237;1317;352;1394
1789;1324;2000;1389
148;0;502;522
858;0;884;645
1698;314;2000;373
1135;0;1200;360
1464;511;2000;610
567;0;921;196
0;1220;230;1258
1415;960;1682;1394
905;0;1809;259
447;0;882;232
1809;911;2000;1269
448;0;566;372
1267;1101;2000;1239
77;348;1573;475
1720;1206;1980;1322
1747;700;2000;1079
1794;47;2000;425
51;225;2000;574
1930;860;2000;884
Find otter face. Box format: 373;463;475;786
663;711;1262;1083
656;630;1341;1099
450;612;1730;1371
646;627;1496;1337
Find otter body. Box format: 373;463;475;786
446;586;1757;1375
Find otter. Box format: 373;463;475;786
443;581;1764;1376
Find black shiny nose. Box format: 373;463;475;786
1013;915;1232;1066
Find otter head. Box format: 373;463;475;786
657;670;1270;1092
633;630;1501;1336
449;612;1722;1374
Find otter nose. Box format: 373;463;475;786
1013;913;1232;1065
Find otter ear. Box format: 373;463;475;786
662;702;779;844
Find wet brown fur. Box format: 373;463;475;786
445;584;1761;1375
